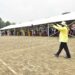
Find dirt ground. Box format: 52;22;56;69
0;36;75;75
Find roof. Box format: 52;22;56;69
0;12;75;30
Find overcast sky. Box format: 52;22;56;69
0;0;75;23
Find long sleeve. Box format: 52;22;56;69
53;25;66;31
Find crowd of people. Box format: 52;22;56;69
0;21;75;36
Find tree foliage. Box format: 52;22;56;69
0;17;15;28
5;21;11;26
0;18;5;28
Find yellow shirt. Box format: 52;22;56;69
53;24;68;42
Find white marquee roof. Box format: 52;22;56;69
0;12;75;30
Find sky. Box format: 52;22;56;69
0;0;75;23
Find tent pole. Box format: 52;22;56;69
14;28;16;36
48;24;50;37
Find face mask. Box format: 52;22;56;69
60;24;64;27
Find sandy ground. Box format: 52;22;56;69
0;36;75;75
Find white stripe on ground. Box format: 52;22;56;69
0;59;17;75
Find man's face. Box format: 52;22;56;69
61;24;64;27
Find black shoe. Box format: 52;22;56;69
65;56;71;59
54;54;59;57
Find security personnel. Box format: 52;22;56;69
53;21;71;58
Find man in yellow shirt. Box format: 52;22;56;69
53;21;71;58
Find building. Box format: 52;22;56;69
0;12;75;36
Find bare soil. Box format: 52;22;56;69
0;36;75;75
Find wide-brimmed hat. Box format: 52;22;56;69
61;21;67;26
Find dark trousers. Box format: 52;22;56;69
56;42;71;58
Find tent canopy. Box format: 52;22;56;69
0;12;75;30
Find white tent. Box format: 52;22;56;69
0;12;75;30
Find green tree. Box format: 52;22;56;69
0;18;6;28
0;17;15;28
5;21;11;26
